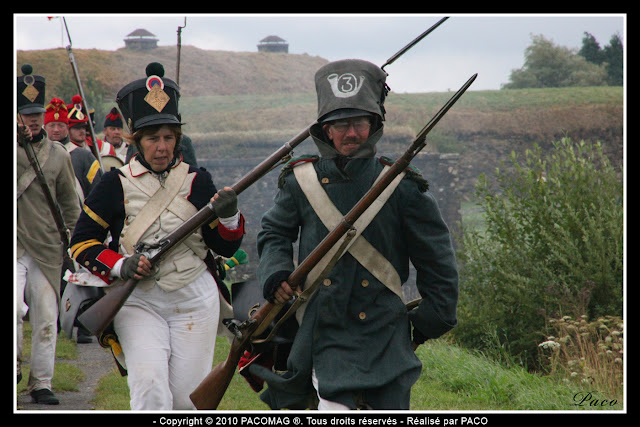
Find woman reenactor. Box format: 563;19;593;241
69;62;245;410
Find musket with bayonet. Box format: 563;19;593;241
62;17;104;171
380;16;448;72
76;16;450;339
76;124;314;339
189;72;478;410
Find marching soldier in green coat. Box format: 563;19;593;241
250;59;459;410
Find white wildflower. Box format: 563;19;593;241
539;340;560;350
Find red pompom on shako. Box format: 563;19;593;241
67;94;88;128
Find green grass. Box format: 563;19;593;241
19;322;623;411
179;87;621;120
389;86;623;112
412;339;620;410
88;337;622;411
175;86;622;133
18;363;86;395
180;92;317;115
91;366;132;410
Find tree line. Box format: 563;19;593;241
502;32;623;89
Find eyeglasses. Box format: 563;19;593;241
329;118;371;134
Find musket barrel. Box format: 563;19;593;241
64;21;104;171
231;125;312;195
382;17;449;70
77;125;313;337
18;125;71;251
291;74;477;291
414;73;477;140
190;73;477;410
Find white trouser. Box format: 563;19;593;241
114;270;220;410
312;367;350;411
16;252;59;393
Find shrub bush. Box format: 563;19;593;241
453;138;623;370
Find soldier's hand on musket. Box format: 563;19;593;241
121;253;152;280
17;121;32;144
211;186;238;219
273;281;295;305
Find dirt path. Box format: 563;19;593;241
16;331;117;411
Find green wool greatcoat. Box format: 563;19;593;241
252;122;459;409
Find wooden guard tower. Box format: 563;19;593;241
257;35;289;53
124;29;159;50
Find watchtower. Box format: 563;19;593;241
124;29;158;50
257;35;289;53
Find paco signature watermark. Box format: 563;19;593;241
573;391;618;408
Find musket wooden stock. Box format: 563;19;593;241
189;73;477;410
77;125;313;338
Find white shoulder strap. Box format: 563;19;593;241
120;162;193;254
17;139;53;199
293;161;404;300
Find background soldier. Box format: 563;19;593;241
44;97;103;344
43;98;69;144
65;94;116;159
102;107;127;163
45;97;103;204
17;65;81;405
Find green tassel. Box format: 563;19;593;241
225;249;248;270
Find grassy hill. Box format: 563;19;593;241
176;86;623;160
17;46;622;161
17;45;329;100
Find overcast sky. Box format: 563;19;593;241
14;13;625;93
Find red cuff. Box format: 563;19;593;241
218;213;245;241
95;249;123;284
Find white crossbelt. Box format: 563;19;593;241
119;162;194;255
17;139;52;199
293;162;404;300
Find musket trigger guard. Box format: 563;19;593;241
222;318;257;340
